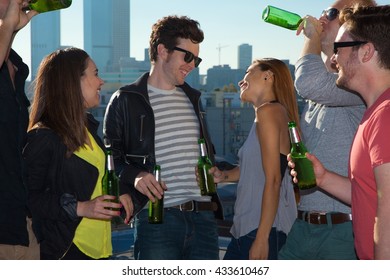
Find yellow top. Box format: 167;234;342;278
72;130;112;259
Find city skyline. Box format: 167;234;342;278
13;0;388;78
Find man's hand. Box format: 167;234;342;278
2;0;38;32
296;15;323;38
134;171;167;202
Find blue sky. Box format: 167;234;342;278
13;0;388;75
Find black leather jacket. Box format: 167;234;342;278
24;114;110;259
103;72;223;219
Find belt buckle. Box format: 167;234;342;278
180;201;194;212
306;212;324;224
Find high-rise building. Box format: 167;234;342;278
237;43;252;70
84;0;130;72
206;65;245;92
30;11;61;80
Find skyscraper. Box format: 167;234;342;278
84;0;130;72
30;11;61;80
237;43;252;70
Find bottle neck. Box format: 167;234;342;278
289;127;302;144
154;169;161;182
200;143;208;157
107;154;115;171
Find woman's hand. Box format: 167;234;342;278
119;193;134;224
209;166;226;183
249;237;269;260
76;195;121;220
195;165;226;185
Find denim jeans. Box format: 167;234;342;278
223;227;286;260
133;208;219;260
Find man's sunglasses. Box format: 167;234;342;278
321;7;339;21
333;41;368;54
173;47;202;67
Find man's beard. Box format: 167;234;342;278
336;51;359;92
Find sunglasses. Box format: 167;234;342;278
173;47;202;67
333;41;368;54
321;7;340;21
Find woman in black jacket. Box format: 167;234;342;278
23;47;133;260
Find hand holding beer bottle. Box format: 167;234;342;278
148;165;164;224
102;144;120;211
197;138;217;196
288;121;316;190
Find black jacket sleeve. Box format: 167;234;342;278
24;130;80;223
103;91;149;216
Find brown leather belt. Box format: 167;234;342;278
171;201;218;212
298;210;352;225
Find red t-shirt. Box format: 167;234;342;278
350;88;390;259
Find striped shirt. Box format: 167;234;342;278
148;85;210;207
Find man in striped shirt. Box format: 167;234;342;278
104;15;223;260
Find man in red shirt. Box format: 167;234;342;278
291;5;390;259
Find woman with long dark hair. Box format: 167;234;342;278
24;47;133;259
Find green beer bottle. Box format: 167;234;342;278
102;146;120;211
288;121;316;190
148;165;164;224
262;5;302;30
197;138;217;196
25;0;72;13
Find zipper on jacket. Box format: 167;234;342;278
126;154;149;165
59;241;73;260
139;114;145;141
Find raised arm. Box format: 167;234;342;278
295;55;365;106
295;16;365;107
0;0;37;64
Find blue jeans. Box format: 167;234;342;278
133;208;219;260
224;227;286;260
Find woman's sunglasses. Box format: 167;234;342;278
173;47;202;67
321;7;340;21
